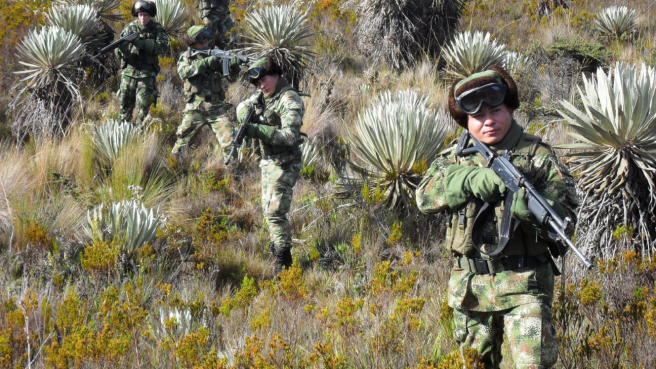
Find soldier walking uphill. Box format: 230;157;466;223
171;26;243;159
198;0;235;47
115;1;170;126
235;57;305;275
416;66;579;369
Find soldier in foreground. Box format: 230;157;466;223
115;1;170;126
416;66;579;368
235;57;305;275
170;26;242;159
198;0;235;47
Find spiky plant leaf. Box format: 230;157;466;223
594;6;638;40
300;137;320;169
556;62;656;258
345;90;450;208
502;51;533;76
57;0;123;22
240;5;316;88
442;31;506;79
13;26;84;101
85;200;165;258
92;120;142;166
356;0;464;70
45;5;103;47
153;0;189;37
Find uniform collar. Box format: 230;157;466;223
489;119;522;152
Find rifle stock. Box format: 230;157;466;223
455;130;593;270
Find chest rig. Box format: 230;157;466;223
258;85;301;160
445;133;546;258
124;23;161;71
183;49;225;103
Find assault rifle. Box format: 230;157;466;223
90;28;148;60
225;92;262;165
455;130;593;270
191;47;250;76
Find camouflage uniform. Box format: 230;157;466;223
417;120;579;369
237;76;305;256
198;0;234;47
115;20;170;126
171;47;240;156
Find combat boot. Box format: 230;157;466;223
270;243;292;275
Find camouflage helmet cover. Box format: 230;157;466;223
132;0;157;17
187;25;210;42
247;55;283;85
448;65;519;127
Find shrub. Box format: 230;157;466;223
345;90;450;208
556;62;656;259
594;6;638;40
442;31;506;79
356;0;464;70
241;5;316;89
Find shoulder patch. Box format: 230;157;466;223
281;91;303;110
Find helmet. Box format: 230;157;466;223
131;0;157;17
187;25;211;43
246;56;283;85
448;65;519;127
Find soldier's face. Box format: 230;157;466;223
138;12;151;26
193;40;209;50
257;75;279;97
467;104;513;145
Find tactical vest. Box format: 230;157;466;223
183;49;225;102
445;132;553;257
259;84;302;159
199;0;229;10
124;23;161;72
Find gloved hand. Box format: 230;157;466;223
132;39;146;49
243;123;275;141
510;188;535;223
443;165;506;209
193;56;222;73
465;167;506;203
229;56;241;74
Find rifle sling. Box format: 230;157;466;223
471;193;518;257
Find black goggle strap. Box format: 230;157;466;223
194;29;210;42
456;83;507;113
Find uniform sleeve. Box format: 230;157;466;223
254;91;304;146
416;154;453;214
154;26;170;55
531;147;580;228
177;54;198;79
115;24;137;58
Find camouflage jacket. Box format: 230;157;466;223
246;77;305;162
178;48;239;109
115;20;170;78
416;120;579;311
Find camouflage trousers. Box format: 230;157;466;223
118;74;157;126
172;102;235;156
260;158;302;250
201;7;235;47
453;301;558;369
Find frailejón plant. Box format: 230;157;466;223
300;137;320;169
557;62;656;259
594;6;638;40
346;90;450;208
45;5;103;48
442;31;506;79
57;0;123;22
153;0;189;37
241;5;316;88
92;120;142;166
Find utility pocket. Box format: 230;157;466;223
450;201;481;255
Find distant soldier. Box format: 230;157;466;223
235;57;305;275
198;0;235;47
115;1;170;126
416;66;579;368
171;25;243;158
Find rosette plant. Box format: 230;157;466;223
442;31;506;79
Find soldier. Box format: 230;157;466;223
416;65;579;368
198;0;235;47
235;56;305;275
171;25;242;158
115;1;170;126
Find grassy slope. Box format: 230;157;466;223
1;0;656;368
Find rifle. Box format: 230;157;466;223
90;28;148;60
191;47;250;76
455;130;593;270
225;92;262;165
